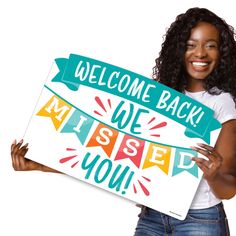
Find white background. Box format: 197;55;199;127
0;1;235;235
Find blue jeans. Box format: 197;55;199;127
134;203;230;236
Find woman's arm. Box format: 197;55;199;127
191;120;236;199
11;139;60;173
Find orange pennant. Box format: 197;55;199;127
86;123;119;157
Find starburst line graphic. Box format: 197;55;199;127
94;96;112;117
133;175;151;196
59;148;80;168
146;116;167;138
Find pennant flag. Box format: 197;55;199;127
142;143;171;174
37;95;72;130
86;123;119;157
61;109;94;144
172;148;198;178
114;134;145;168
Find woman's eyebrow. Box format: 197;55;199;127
187;38;218;42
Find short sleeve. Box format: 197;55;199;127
214;93;236;124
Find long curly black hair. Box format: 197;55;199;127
153;7;236;101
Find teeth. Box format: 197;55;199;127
192;62;209;66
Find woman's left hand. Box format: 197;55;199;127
191;143;223;182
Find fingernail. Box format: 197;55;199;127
190;146;197;150
19;139;23;143
13;139;16;144
197;143;204;147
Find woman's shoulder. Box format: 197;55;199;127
208;89;236;124
212;89;235;108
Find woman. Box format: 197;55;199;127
11;7;236;236
134;7;236;236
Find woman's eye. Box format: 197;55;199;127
206;44;217;48
187;44;195;49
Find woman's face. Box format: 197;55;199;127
184;22;220;91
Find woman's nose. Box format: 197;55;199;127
194;45;207;58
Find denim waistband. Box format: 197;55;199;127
139;202;226;219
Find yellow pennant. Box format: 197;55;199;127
37;95;72;130
142;143;171;175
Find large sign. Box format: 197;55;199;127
24;54;221;220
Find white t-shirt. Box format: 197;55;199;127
184;89;236;209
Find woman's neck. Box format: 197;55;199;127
186;80;206;92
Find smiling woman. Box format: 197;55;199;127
134;7;236;236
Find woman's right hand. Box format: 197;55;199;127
11;139;43;171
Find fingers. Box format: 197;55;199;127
190;143;223;181
191;157;216;171
18;146;29;170
196;143;222;162
11;139;29;171
11;139;16;153
191;143;223;165
11;139;24;156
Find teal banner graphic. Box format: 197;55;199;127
52;54;221;143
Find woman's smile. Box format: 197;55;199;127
190;60;211;72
